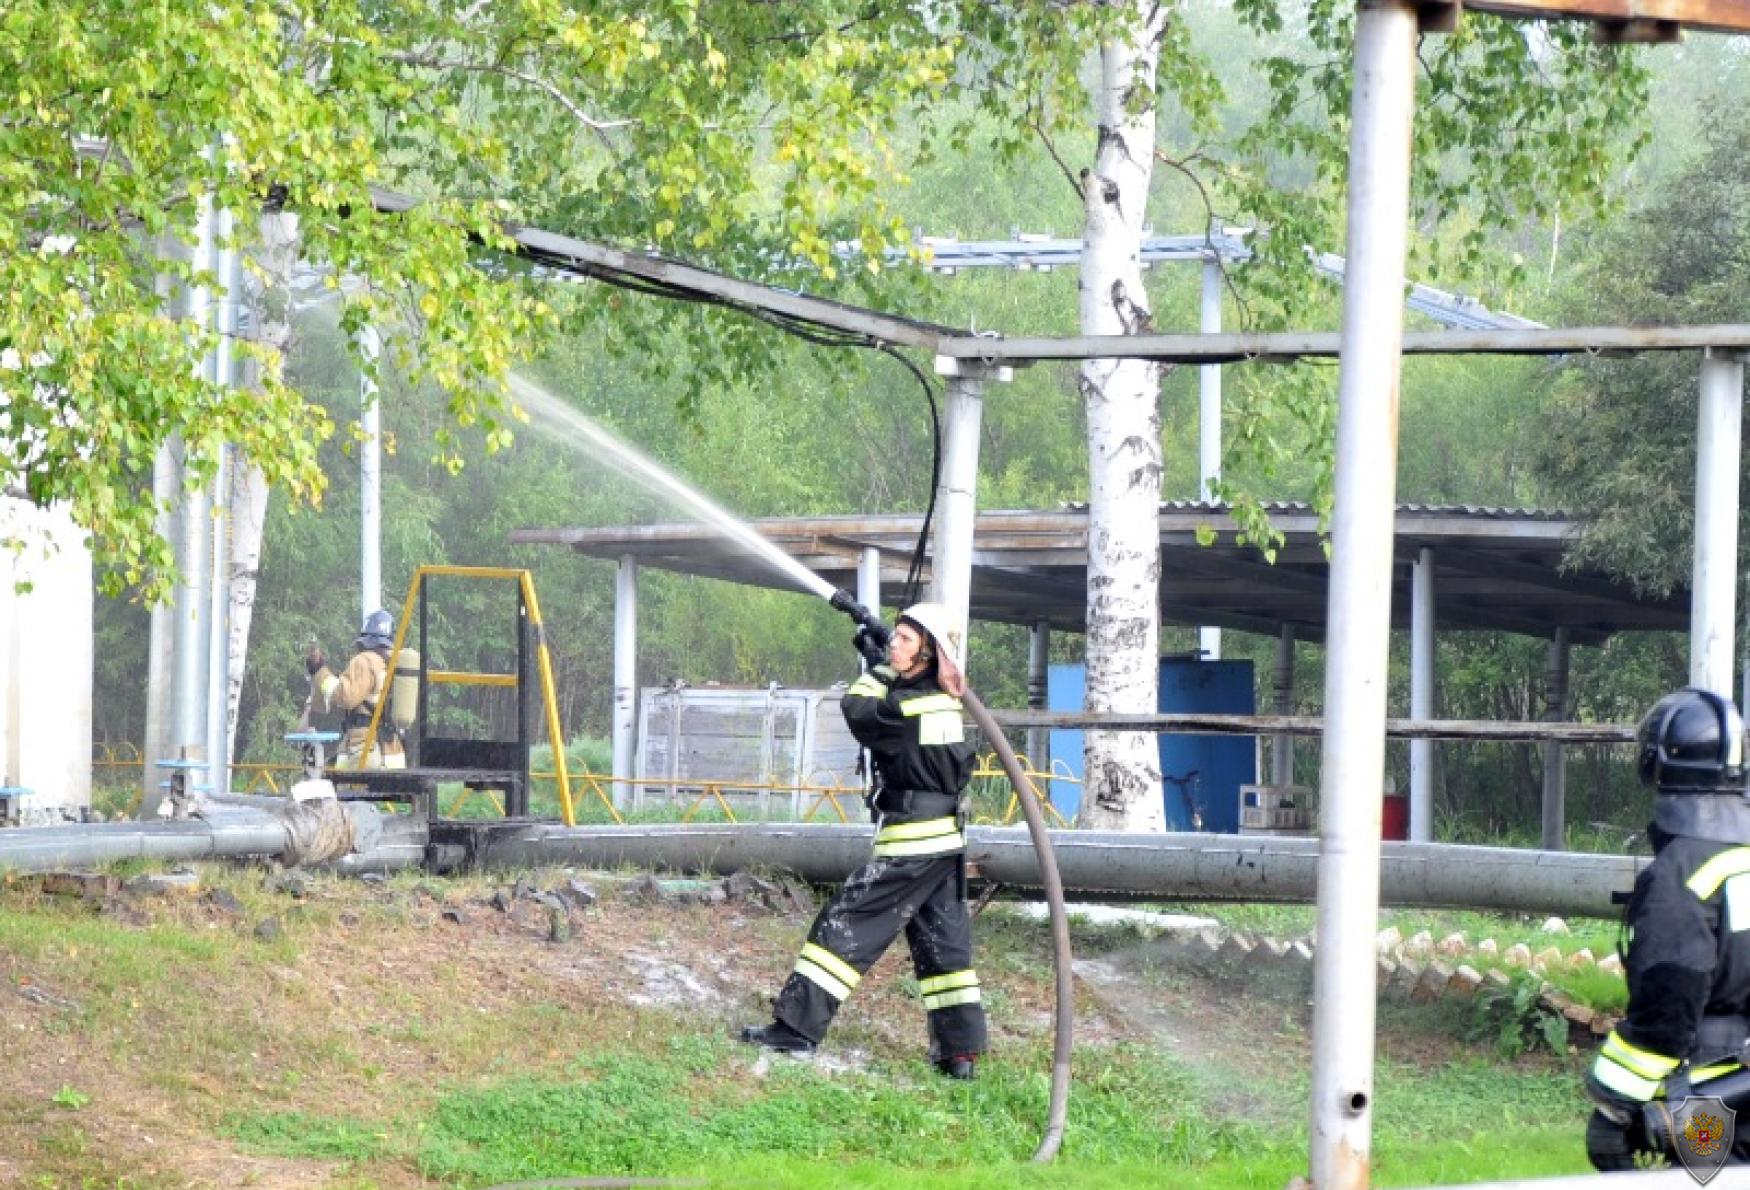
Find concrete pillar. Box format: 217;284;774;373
1028;620;1051;772
612;556;638;811
1691;349;1744;697
1409;546;1436;843
1541;627;1572;852
360;324;382;620
1272;625;1295;785
0;498;93;822
1199;256;1223;662
1309;4;1420;1184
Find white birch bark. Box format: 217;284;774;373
224;209;298;758
1077;0;1167;833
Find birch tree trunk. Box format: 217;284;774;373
1077;0;1167;833
224;209;299;760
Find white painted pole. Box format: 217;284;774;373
857;546;881;618
929;360;991;638
204;205;239;797
1541;628;1572;852
1310;3;1419;1185
1199;257;1223;662
1272;625;1295;785
360;324;382;620
1028;620;1051;771
1409;546;1436;843
171;178;217;765
143;233;187;809
1690;350;1743;697
612;556;638;811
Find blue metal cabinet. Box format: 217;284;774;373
1047;658;1256;832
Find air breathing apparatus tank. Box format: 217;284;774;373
390;648;421;732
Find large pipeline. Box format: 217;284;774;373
0;810;289;872
0;800;426;875
435;823;1646;920
1;815;1646;918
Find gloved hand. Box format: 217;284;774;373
853;626;887;669
304;645;326;676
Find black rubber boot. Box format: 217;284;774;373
935;1054;977;1082
740;1020;816;1054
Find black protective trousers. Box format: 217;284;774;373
772;852;987;1059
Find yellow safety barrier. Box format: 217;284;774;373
97;744;1078;828
357;564;618;826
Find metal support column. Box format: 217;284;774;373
1691;349;1744;696
360;324;383;620
1199;256;1223;661
143;233;187;810
857;547;881;618
170;181;218;768
1028;620;1051;772
1272;625;1295;786
204;205;239;797
929;360;996;637
1310;4;1420;1186
1410;546;1436;843
1541;627;1572;852
612;556;638;811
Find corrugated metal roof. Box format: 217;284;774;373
1059;499;1574;521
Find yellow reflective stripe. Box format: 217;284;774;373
917;711;965;746
919;970;979;996
901;694;962;716
793;958;852;1001
318;674;340;699
876;816;960;842
847;676;889;698
1602;1031;1681;1079
799;943;861;990
924;987;983;1011
1694;1061;1742;1082
873;832;965;858
1591;1053;1663;1102
1688;847;1750;899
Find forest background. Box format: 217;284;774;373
84;14;1750;848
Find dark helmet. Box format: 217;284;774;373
1641;689;1750;844
1637;688;1745;791
356;608;395;651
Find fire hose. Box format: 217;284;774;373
830;589;1073;1163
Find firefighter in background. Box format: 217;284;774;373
740;602;987;1080
1586;687;1750;1169
304;609;407;770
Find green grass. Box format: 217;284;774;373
226;1028;1598;1189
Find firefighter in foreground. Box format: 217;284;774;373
1585;687;1750;1169
304;609;408;770
740;602;987;1079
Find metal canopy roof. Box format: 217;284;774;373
512;503;1688;646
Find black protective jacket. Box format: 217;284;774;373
1591;829;1750;1104
842;663;975;824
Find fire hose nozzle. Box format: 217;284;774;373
829;588;890;646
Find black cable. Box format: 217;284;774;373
875;346;941;609
530;241;944;607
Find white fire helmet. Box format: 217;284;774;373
898;602;966;696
